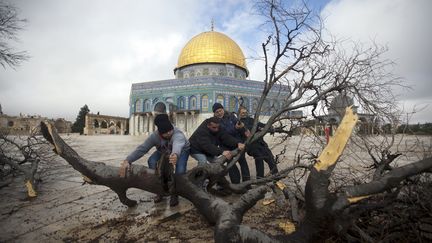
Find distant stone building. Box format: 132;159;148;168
310;93;376;135
53;118;73;134
128;30;292;136
0;113;72;135
83;113;128;135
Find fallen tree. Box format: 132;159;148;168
40;106;432;242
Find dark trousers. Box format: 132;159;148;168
228;153;250;184
250;145;278;179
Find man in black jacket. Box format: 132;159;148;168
238;106;278;179
189;116;245;165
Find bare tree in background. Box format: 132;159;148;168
0;1;28;69
0;127;54;197
34;0;432;242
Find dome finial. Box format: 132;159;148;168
211;18;214;31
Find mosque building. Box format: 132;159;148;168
128;29;291;135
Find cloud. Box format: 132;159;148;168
1;0;202;120
322;0;432;122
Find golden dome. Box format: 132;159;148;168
176;31;247;71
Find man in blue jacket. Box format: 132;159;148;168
119;114;189;207
212;103;250;184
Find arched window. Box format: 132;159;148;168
144;99;151;112
93;119;99;128
201;95;209;112
135;99;143;112
165;97;173;104
116;121;121;128
177;96;185;109
190;96;197;110
216;94;224;106
154;102;166;113
229;96;237;112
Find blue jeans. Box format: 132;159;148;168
148;150;189;174
191;153;217;165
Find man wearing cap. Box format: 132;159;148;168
119;114;189;207
212;103;251;184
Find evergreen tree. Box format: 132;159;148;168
71;105;90;134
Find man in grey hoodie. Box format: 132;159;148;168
119;114;189;207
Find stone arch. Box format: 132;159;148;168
93;119;99;128
7;120;14;127
101;120;108;128
358;117;370;135
154;102;166;113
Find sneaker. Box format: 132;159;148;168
153;194;164;203
169;195;179;207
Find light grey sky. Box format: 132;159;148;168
1;0;431;123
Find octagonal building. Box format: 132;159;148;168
129;30;289;135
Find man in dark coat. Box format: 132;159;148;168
212;103;250;183
189;116;245;164
238;106;278;179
